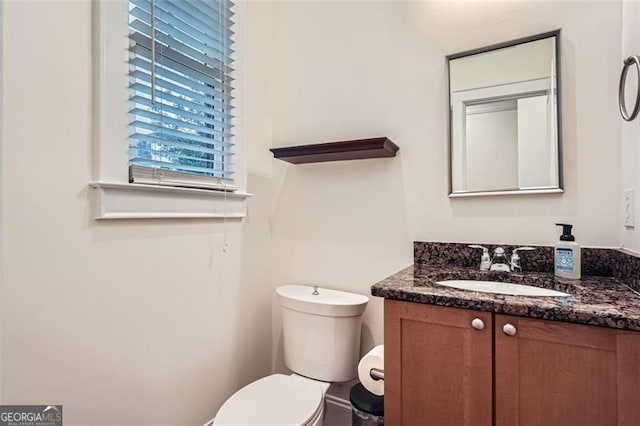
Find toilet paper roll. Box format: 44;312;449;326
357;345;384;396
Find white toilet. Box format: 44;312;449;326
213;284;369;426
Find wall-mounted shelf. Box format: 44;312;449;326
270;137;399;164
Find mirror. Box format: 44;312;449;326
447;30;562;197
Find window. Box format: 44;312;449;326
128;0;236;191
91;0;248;219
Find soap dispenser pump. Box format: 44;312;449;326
554;223;581;279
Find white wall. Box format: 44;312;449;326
450;36;554;92
271;0;623;367
518;95;553;188
1;1;273;425
466;108;519;191
621;0;640;252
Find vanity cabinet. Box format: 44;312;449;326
384;301;492;425
385;300;640;426
494;314;640;426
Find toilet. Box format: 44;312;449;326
213;284;369;425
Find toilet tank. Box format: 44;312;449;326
276;285;369;382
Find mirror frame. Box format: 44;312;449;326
446;29;563;197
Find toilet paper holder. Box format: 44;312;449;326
370;367;384;381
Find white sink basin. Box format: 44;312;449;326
435;280;570;297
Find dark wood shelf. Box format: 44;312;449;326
270;137;399;164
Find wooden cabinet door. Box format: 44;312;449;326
385;300;492;426
495;315;640;426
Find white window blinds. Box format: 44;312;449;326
128;0;236;191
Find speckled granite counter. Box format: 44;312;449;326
371;242;640;332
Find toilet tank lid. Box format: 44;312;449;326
277;285;369;317
214;374;323;425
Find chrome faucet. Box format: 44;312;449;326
509;247;535;272
470;245;535;272
489;247;511;272
468;245;491;271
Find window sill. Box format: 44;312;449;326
90;182;251;220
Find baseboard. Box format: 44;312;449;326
324;394;352;426
326;393;351;410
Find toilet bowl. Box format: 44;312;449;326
214;374;330;426
213;285;369;426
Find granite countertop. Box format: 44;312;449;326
371;264;640;332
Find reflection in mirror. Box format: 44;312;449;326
448;31;562;196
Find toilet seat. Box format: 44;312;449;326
214;374;324;426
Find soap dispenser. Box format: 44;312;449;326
554;223;581;279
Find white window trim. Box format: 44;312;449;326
90;0;249;219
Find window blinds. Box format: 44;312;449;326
128;0;236;190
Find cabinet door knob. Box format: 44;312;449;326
471;318;485;330
503;323;517;336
